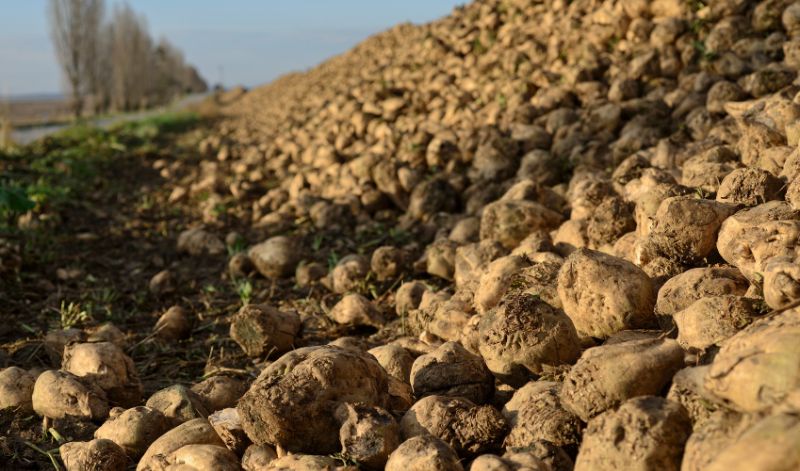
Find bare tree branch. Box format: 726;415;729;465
48;0;104;118
49;0;207;116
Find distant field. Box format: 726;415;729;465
4;97;72;127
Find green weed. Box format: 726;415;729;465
234;279;253;306
58;301;92;329
227;236;247;255
328;250;340;270
311;233;325;251
0;184;35;224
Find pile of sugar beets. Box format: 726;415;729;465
8;0;800;469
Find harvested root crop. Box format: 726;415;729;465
60;438;128;471
400;395;507;457
557;248;656;339
574;396;691;471
560;338;684;421
237;345;388;454
385;435;464;471
94;406;171;458
62;341;143;407
502;381;582;448
229;304;301;357
0;366;35;412
32;369;109;421
410;341;494;404
478;293;580;387
704;307;800;412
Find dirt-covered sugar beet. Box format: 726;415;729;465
385;435;463;471
32;369;109;421
94;406;171;458
574;396;691;471
59;438;128;471
62;341;143;407
229;304;301;358
237;346;389;454
145;384;209;426
560;338;685;421
478;293;580;387
704;307;800;412
400;395;507;457
0;366;36;412
502;381;582;448
410;341;494;404
557;248;656;339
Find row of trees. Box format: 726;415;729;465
49;0;207;117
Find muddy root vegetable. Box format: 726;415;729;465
371;245;409;281
86;323;126;348
137;418;225;471
763;255;800;309
237;345;389;454
329;293;385;327
478;293;580;387
165;444;241;471
410;341;494;404
655;267;750;318
480;199;564;250
59;438;128;471
43;328;84;364
639;197;735;264
368;345;414;383
154;306;193;341
241;444;278;471
666;366;718;426
502;381;582;448
680;409;757;471
395;281;429;316
32;369;109;421
560;338;685;421
574;396;691;471
704;307;800;412
674;295;759;351
0;366;35;412
716;201;800;280
470;451;551;471
385;435;464;471
557;248;656;339
94;406;171;458
400;395;507;457
426;238;459;280
248;236;300;279
329;254;370;293
145;385;209;426
62;341;143;407
336;402;400;470
229;304;301;357
715;168;784;207
208;408;248;454
474;255;530;315
504;259;563;309
191;375;247;413
176;227;225;256
700;412;800;471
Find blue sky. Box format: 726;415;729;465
0;0;464;97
